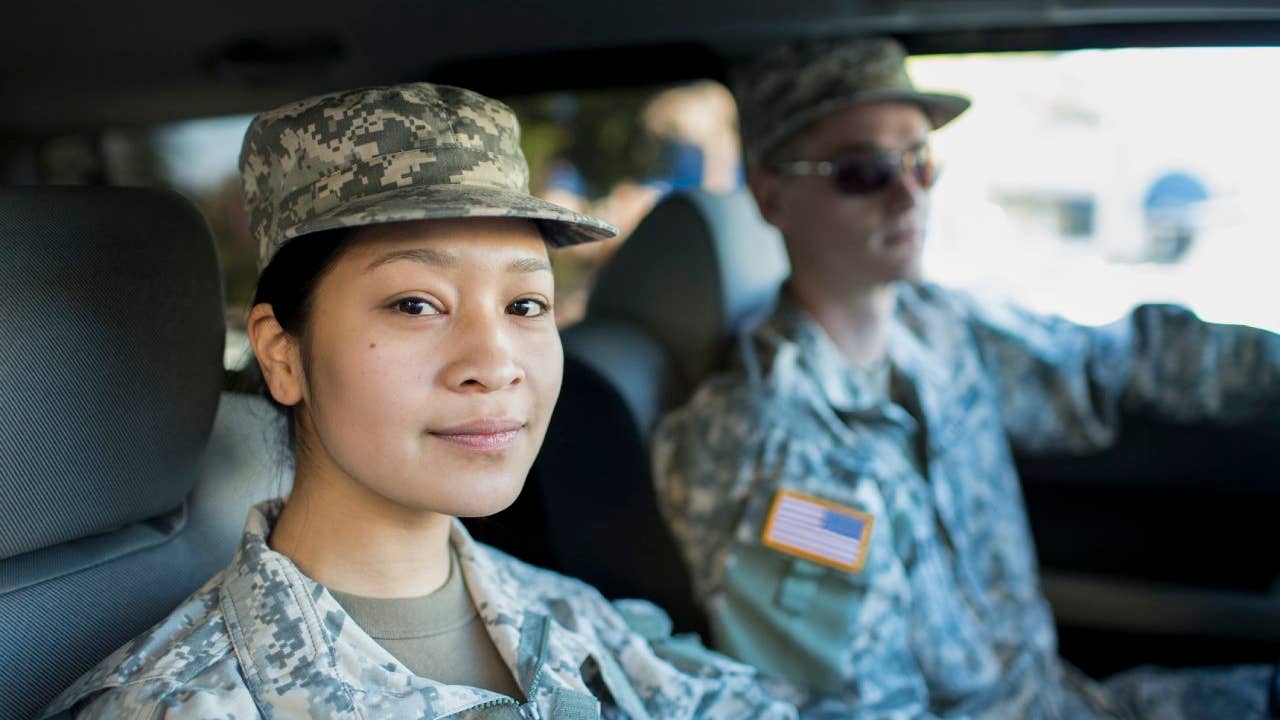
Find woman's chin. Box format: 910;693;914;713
413;473;527;519
443;491;524;519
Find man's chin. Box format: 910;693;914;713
900;262;925;284
879;252;925;285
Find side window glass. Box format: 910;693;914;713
913;48;1280;334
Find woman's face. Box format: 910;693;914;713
287;217;562;518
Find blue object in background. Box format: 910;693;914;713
1144;171;1209;211
545;159;587;197
1143;171;1209;263
649;140;705;193
665;140;705;191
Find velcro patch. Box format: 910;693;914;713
761;489;874;572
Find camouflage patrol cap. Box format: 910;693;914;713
733;37;970;166
240;82;617;269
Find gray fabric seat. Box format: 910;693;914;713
578;188;790;417
0;187;288;720
506;188;787;635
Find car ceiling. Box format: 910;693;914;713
5;0;1280;133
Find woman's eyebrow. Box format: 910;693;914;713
507;257;553;274
365;248;459;272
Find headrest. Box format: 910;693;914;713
0;186;225;560
586;188;788;397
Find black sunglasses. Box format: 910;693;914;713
773;146;936;195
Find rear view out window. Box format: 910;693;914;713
911;48;1280;332
140;81;738;369
125;49;1280;371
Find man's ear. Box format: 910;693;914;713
247;304;305;407
747;166;787;232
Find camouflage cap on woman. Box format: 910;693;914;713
240;82;618;269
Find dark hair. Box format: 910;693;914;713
251;228;353;445
757;131;803;170
253;228;352;337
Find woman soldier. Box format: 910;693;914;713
40;83;796;719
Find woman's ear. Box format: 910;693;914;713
247;304;305;407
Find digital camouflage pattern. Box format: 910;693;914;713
653;286;1279;719
240;82;617;269
731;37;970;166
40;501;798;719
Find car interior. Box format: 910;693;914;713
3;2;1280;719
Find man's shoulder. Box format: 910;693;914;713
658;364;795;447
39;576;245;718
655;318;836;457
672;312;817;417
896;281;974;321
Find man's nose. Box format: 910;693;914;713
885;165;925;213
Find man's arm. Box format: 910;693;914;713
954;293;1280;454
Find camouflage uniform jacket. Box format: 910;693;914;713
40;500;798;720
653;284;1280;719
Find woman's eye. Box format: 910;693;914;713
508;298;549;318
394;298;440;316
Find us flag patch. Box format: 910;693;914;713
761;489;875;572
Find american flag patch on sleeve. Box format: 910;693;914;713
761;489;875;572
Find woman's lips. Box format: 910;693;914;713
428;419;524;453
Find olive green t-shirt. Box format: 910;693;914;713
329;550;523;698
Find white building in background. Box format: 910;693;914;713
911;48;1280;331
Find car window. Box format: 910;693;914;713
121;48;1280;373
147;115;257;370
503;81;742;325
912;48;1280;332
134;81;738;370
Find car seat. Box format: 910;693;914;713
491;188;788;637
0;186;289;720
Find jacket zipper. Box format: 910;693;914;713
517;616;552;719
450;614;552;719
448;696;528;718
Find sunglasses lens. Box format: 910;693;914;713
833;157;897;195
915;155;937;189
832;151;937;194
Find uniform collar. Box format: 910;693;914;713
448;514;602;711
766;296;876;413
886;302;950;395
767;291;946;416
219;500;598;719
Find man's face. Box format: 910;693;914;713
751;101;933;290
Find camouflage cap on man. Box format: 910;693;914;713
240;82;617;269
733;37;970;166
